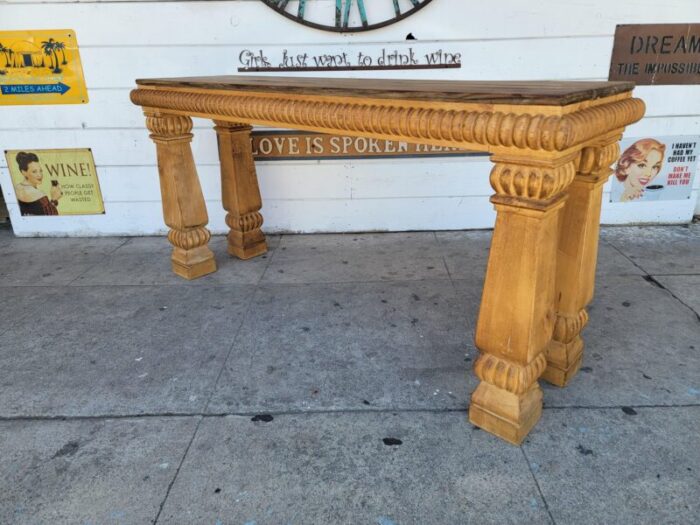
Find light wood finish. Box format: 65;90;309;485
131;76;645;444
213;122;267;259
469;154;573;444
145;112;216;279
131;81;642;161
542;136;621;386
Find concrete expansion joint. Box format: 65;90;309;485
2;403;698;423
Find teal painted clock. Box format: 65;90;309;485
261;0;435;32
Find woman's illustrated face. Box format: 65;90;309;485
625;149;663;190
22;161;43;187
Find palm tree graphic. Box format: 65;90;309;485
40;38;64;73
0;42;13;68
55;41;67;65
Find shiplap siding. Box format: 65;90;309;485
1;0;699;236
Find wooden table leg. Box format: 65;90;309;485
469;154;577;444
542;138;621;386
145;112;216;280
213;121;267;259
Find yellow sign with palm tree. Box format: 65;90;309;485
0;29;88;105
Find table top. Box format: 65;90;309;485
135;76;635;106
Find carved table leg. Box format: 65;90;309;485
146;112;216;280
542;138;621;386
213;121;267;259
469;154;577;444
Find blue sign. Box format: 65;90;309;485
0;83;71;95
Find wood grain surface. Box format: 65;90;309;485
135;75;635;106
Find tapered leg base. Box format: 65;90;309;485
542;337;584;387
469;382;543;445
171;246;217;280
227;230;267;260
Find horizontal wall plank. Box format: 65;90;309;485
624;116;700;137
0;155;493;205
88;159;489;203
263;195;499;233
1;1;695;44
65;163;355;202
0;127;222;167
1;89;140;130
349;157;492;199
5;188;695;238
4;196;500;236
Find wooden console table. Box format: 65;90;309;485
130;76;644;444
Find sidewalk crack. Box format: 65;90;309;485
605;240;700;322
258;234;281;284
152;415;203;524
1;404;698;422
66;236;132;286
521;446;557;525
202;286;260;414
643;274;700;323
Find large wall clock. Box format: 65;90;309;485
261;0;435;33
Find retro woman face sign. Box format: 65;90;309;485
614;139;665;202
610;136;699;203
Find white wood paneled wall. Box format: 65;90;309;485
1;0;699;236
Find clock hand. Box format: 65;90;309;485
343;0;352;29
342;0;369;28
262;0;433;32
357;0;368;27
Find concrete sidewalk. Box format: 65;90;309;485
0;223;698;525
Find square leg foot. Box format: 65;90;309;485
468;382;542;445
171;246;217;280
542;353;583;387
542;337;584;387
227;231;267;260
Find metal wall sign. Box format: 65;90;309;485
609;24;700;85
5;149;104;216
609;136;698;203
250;131;480;161
0;29;88;105
237;43;462;73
